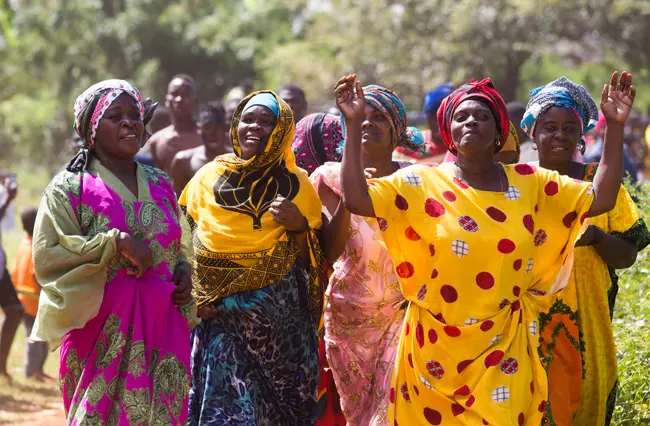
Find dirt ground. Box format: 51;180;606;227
0;317;66;425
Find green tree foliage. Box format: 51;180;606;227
1;0;649;170
0;0;303;170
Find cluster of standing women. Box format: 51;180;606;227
27;68;647;426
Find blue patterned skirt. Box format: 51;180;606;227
188;263;318;425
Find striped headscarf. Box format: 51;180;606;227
68;80;156;172
338;85;424;154
437;78;509;156
521;76;599;138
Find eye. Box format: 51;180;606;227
454;113;467;122
543;124;557;133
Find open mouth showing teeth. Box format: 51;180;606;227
121;134;137;139
551;147;568;152
246;136;261;142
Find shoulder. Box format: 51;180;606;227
140;163;171;185
46;169;81;197
150;126;177;145
310;162;340;192
190;160;220;183
170;148;196;169
312;162;340;178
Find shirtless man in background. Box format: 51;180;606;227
148;74;202;175
169;101;232;196
279;83;308;123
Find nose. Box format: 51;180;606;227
553;129;568;140
465;114;477;126
121;116;137;128
248;120;262;130
361;118;374;128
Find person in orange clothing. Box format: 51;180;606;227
12;207;50;381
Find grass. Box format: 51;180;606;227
611;182;650;425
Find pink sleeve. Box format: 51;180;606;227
309;162;342;197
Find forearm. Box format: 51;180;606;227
294;231;310;260
593;230;638;269
324;199;351;264
341;120;375;217
588;123;624;217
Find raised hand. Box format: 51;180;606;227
3;177;17;202
600;71;636;125
334;74;365;122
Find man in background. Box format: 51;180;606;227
148;74;202;175
279;84;308;123
137;105;172;166
170;101;232;196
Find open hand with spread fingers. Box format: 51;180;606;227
601;71;635;125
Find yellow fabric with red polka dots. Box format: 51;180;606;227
367;162;593;425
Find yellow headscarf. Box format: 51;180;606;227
179;90;324;319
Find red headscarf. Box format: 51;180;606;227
436;78;509;156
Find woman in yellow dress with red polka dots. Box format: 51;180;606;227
335;71;635;425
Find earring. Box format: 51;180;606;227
577;139;586;155
532;142;538;151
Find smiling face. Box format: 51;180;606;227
450;99;498;158
237;105;277;160
93;93;144;160
534;106;582;168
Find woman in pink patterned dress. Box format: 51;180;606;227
312;85;423;425
30;80;195;425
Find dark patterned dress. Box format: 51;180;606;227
188;262;318;425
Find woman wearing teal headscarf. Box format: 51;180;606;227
182;91;326;425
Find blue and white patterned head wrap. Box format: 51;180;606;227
521;76;599;138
